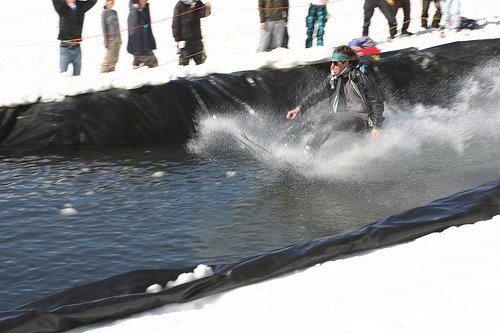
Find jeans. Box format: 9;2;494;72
60;46;82;76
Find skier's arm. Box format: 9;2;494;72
362;73;384;128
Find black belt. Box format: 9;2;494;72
60;42;80;49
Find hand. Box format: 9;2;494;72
286;107;301;120
371;128;383;138
261;22;266;30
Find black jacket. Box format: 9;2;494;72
298;64;385;128
52;0;97;41
127;1;157;54
172;0;210;42
258;0;289;23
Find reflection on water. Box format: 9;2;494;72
1;63;499;310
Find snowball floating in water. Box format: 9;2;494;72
166;264;214;288
226;171;237;177
145;284;163;294
152;171;165;178
60;207;78;216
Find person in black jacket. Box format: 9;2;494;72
286;45;384;141
52;0;97;76
127;0;158;68
172;0;211;66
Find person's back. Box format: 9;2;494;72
172;0;211;65
259;0;289;23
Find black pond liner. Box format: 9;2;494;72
0;179;499;333
0;39;498;151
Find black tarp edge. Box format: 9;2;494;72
0;38;499;151
1;179;499;333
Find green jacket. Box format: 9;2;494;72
259;0;289;23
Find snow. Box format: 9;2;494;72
1;0;499;332
69;216;500;333
0;0;498;107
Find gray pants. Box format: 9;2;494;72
100;38;122;73
257;19;286;52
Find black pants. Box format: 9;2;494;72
391;0;411;33
421;0;442;28
363;0;397;38
179;40;206;66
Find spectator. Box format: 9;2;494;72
442;0;461;32
421;0;442;29
362;0;397;39
127;0;158;68
52;0;97;76
305;0;328;48
100;0;122;73
257;0;289;52
172;0;211;66
389;0;413;36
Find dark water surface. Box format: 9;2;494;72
1;61;500;310
1;139;499;310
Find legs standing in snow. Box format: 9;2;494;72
363;0;397;38
305;2;328;48
421;0;442;29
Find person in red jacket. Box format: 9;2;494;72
172;0;211;66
